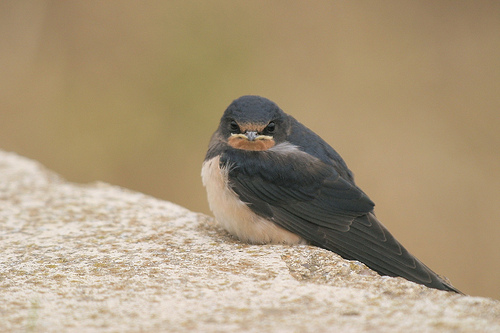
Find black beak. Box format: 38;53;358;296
245;131;258;141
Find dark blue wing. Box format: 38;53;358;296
221;146;459;292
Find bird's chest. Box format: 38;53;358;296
201;155;304;245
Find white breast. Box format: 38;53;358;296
201;156;305;245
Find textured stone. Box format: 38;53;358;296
0;150;499;332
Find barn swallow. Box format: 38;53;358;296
202;95;461;293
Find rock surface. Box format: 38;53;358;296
0;150;499;332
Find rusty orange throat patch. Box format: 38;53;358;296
228;134;275;151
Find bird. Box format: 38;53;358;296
201;95;461;293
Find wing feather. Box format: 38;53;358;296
221;146;458;291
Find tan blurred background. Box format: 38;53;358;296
1;1;498;299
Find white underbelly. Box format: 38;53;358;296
201;156;305;245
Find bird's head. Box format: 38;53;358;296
218;95;290;151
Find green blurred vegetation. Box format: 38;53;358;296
1;1;499;299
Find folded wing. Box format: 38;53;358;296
221;146;459;292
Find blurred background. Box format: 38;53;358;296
1;1;498;299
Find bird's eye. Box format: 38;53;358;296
229;120;239;132
265;121;276;134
